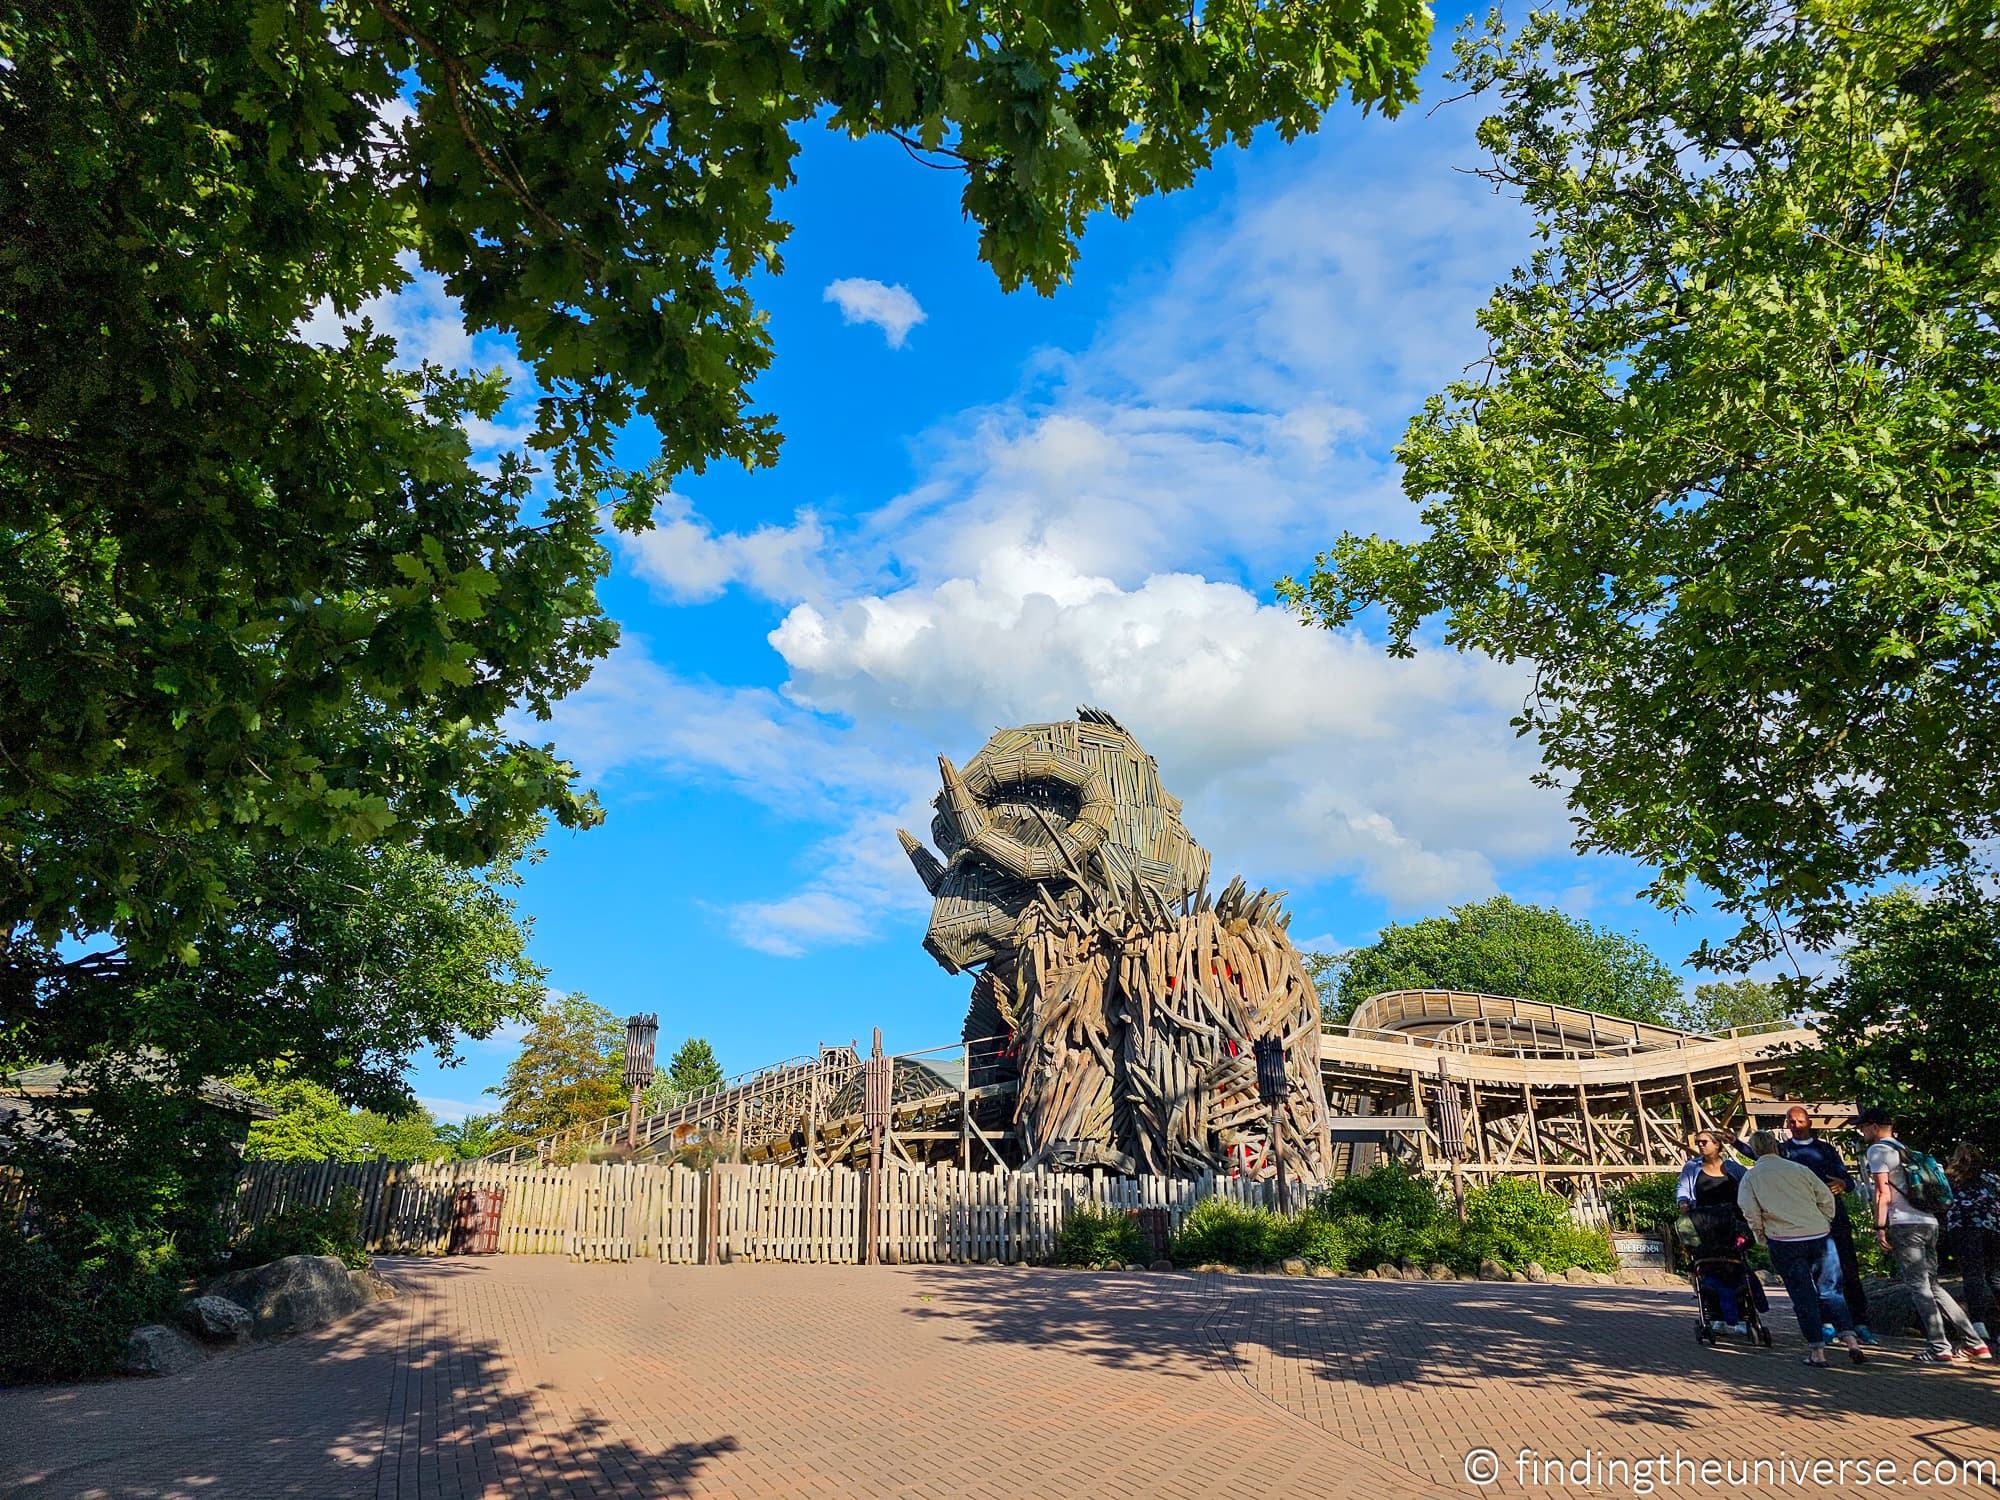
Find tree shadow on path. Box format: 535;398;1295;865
2;1258;736;1500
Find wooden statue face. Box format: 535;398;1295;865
898;708;1210;973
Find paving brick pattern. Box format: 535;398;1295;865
3;1258;1995;1500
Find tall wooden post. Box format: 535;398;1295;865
959;1039;972;1172
863;1028;890;1265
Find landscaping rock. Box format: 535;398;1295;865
1862;1276;1923;1336
1588;1271;1617;1286
1375;1262;1400;1279
1426;1263;1454;1281
121;1324;207;1377
1562;1265;1594;1285
1477;1258;1509;1282
204;1254;364;1338
1310;1265;1337;1278
351;1267;398;1304
1508;1270;1527;1282
1359;1269;1378;1279
1281;1257;1307;1277
1524;1262;1549;1283
1612;1267;1643;1285
181;1295;252;1344
1149;1259;1175;1273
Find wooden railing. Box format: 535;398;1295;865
232;1157;1280;1265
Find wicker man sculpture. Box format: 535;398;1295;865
899;708;1327;1181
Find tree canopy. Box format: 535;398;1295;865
242;1078;445;1163
642;1035;727;1111
489;993;626;1148
1321;895;1680;1025
1670;978;1796;1036
1280;0;2000;967
1789;884;2000;1152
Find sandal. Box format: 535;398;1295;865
1802;1352;1828;1368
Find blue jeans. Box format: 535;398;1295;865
1769;1235;1853;1346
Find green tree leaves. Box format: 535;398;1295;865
1320;894;1681;1025
1281;0;2000;966
489;993;627;1148
1790;883;2000;1151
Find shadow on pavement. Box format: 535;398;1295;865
900;1266;2000;1440
2;1258;737;1500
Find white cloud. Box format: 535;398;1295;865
622;494;830;605
418;1096;480;1123
823;278;927;347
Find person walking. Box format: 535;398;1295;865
1777;1104;1877;1345
1943;1143;2000;1344
1738;1130;1867;1366
1858;1107;1991;1365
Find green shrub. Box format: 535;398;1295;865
1314;1161;1444;1228
1169;1197;1285;1267
0;1216;187;1383
1604;1174;1679;1234
1054;1203;1147;1268
1460;1178;1616;1272
235;1187;367;1271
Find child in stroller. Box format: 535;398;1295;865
1685;1204;1773;1346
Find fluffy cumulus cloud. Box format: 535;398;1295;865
823;277;927;347
548;107;1579;954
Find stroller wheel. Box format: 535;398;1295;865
1758;1325;1773;1347
1696;1323;1712;1345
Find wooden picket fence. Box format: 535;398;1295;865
233;1158;1279;1265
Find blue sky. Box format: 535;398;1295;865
358;10;1762;1122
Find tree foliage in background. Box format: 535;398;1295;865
1789;884;2000;1152
642;1036;727;1112
435;1113;504;1161
489;994;626;1148
1281;0;2000;967
1320;895;1680;1025
1669;977;1795;1035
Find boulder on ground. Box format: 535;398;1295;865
1478;1258;1509;1282
1310;1265;1337;1278
1426;1263;1455;1281
1149;1259;1175;1273
1524;1261;1549;1283
351;1267;398;1304
204;1254;364;1338
1375;1262;1400;1279
181;1295;252;1344
1862;1276;1922;1336
1562;1265;1594;1285
1588;1271;1617;1286
1359;1268;1379;1279
1281;1257;1308;1276
121;1324;207;1377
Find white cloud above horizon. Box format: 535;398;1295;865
823;277;927;347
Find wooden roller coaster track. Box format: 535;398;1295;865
489;990;1834;1195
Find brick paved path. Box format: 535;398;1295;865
3;1259;1995;1500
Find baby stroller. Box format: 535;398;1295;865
1681;1207;1773;1348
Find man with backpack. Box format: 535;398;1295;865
1858;1106;1991;1365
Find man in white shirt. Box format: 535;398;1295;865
1858;1107;1989;1364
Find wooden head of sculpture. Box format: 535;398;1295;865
897;706;1210;974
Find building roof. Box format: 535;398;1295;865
2;1058;277;1119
